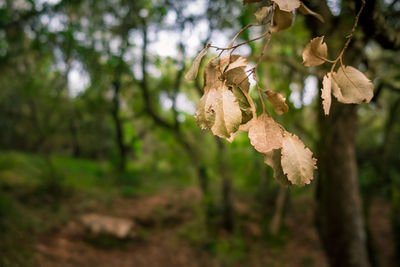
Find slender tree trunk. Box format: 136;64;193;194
316;101;370;267
111;78;126;171
216;138;234;232
270;186;287;235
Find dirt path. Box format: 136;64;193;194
33;187;395;267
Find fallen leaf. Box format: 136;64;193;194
185;43;210;80
264;149;291;186
302;36;328;66
298;2;324;22
272;0;300;12
332;66;374;104
248;114;283;153
271;5;294;32
265;90;289;115
281;132;317;186
321;73;332;115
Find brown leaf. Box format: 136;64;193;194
225;55;248;73
272;0;300;12
248;114;283;153
271;5;294;32
203;58;222;93
196;85;242;140
321;73;332;115
302;36;328;66
281;132;317;186
331;66;374;104
298;2;324;22
224;67;250;93
232;85;253;124
264;149;291;187
254;6;272;24
265;89;289;115
185;43;210;80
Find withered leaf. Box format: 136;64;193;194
302;36;328;66
224;67;250;92
196;85;242;140
232;85;253;124
225;55;248;73
185;44;210;80
265;90;289;115
264;149;291;187
321;73;332;115
271;5;294;32
281;132;317;186
248;114;283;153
331;66;374;104
298;2;324;23
203;57;223;94
272;0;300;12
254;6;272;24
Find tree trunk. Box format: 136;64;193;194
216;138;234;232
316;100;370;267
111;78;126;171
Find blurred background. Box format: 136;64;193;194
0;0;399;266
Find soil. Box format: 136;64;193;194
33;187;395;267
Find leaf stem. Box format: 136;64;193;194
330;0;366;73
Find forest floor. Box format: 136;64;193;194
0;152;396;267
32;186;396;267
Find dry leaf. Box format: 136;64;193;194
225;55;248;73
265;90;289;115
203;58;222;93
264;149;291;187
254;6;272;24
321;73;332;115
298;2;324;22
272;0;300;12
196;85;242;140
224;67;250;92
271;5;294;32
281;132;317;186
248;114;283;153
232;85;253;124
332;66;374;104
185;44;210;80
302;36;328;66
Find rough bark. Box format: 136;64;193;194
316;100;370;267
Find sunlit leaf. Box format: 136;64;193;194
321;73;332;115
248;114;283;153
332;66;374;104
196;85;242;140
281;132;317;186
272;0;300;12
